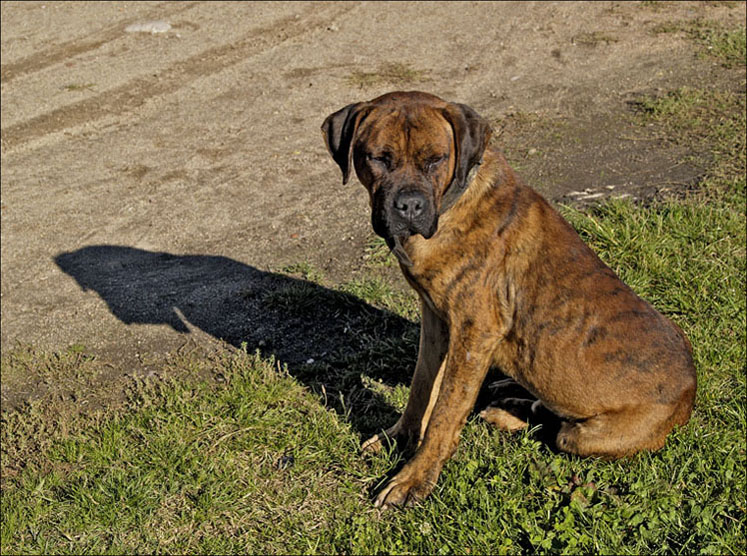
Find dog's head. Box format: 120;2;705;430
322;91;491;254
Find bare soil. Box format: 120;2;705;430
1;1;745;409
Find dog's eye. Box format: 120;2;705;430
425;155;446;172
368;153;392;170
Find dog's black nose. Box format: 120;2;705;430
393;190;426;220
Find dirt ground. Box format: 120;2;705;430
1;1;745;408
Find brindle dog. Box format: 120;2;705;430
321;91;696;509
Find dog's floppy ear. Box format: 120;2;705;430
321;102;370;185
440;102;492;209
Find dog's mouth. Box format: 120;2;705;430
371;185;438;267
378;218;439;268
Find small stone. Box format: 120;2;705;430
125;21;171;34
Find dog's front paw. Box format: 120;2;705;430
374;469;434;509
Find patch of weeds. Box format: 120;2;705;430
706;25;747;67
494;110;545;131
257;263;333;315
261;281;336;315
280;261;326;284
631;86;746;196
268;262;414;320
571;31;619;46
0;342;102;412
340;276;418;320
493;111;568;142
639;0;668;11
652;18;746;67
360;375;409;413
1;342;98;384
61;83;95;92
346;62;429;89
634;87;724;135
363;235;395;269
0;344;214;484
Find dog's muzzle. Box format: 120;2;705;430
393;189;432;232
372;186;438;247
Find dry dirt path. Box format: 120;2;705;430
1;1;744;407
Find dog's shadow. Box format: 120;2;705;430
54;245;419;436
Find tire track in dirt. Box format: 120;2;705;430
1;1;359;152
0;2;202;83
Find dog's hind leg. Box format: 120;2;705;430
479;378;536;431
487;377;534;399
555;398;691;459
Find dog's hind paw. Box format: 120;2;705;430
361;431;390;453
362;422;404;454
479;405;529;432
362;421;420;454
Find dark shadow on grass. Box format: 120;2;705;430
54;245;417;437
54;244;562;459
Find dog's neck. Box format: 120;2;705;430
393;150;509;271
438;163;482;215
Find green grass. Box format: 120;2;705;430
652;19;746;68
346;62;429;89
363;235;398;269
3;24;746;556
2;350;388;554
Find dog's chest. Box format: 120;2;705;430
401;242;499;323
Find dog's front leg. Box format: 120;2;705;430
362;298;449;453
374;323;493;508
